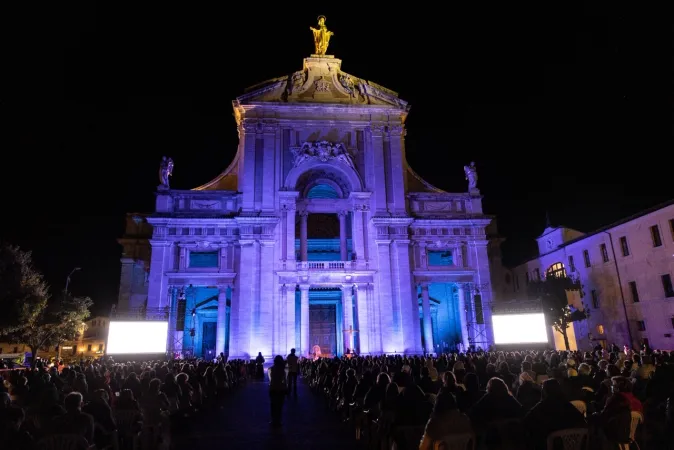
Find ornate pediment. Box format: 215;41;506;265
234;56;409;110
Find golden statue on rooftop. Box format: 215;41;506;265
310;15;334;56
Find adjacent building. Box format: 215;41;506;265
507;200;674;350
117;44;503;359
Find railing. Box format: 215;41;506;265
296;261;353;270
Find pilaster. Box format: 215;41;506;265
341;284;354;352
354;284;369;354
239;120;257;211
299;284;310;357
386;125;408;214
366;125;388;214
147;240;173;309
375;239;398;352
261;123;278;212
215;286;228;355
258;240;274;357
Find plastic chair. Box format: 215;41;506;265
617;411;643;450
433;432;476;450
35;434;91;450
570;400;587;417
546;428;589;450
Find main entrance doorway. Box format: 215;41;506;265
310;304;337;356
201;321;216;357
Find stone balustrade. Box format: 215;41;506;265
407;192;483;217
296;260;353;270
156;189;239;215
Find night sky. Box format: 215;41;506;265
4;5;669;314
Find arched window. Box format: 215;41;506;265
306;183;339;199
546;262;566;278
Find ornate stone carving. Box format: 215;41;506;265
190;200;222;210
389;125;405;136
196;241;213;248
290;141;355;169
290;70;307;93
159;156;174;189
314;79;331;92
354;203;370;212
338;73;355;95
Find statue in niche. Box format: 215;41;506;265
159;156;174;188
310;15;334;56
464;161;478;191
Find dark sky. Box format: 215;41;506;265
3;5;669;314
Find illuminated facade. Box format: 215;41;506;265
507;200;674;350
117;53;500;359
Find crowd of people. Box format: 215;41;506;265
0;355;248;449
300;347;674;449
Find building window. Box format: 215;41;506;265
87;344;92;352
534;268;540;281
428;250;453;266
568;255;575;272
583;250;591;267
188;251;219;268
662;274;674;298
620;236;630;256
546;262;566;278
629;281;639;303
98;344;103;351
670;219;674;241
591;289;599;309
525;272;530;284
597;324;605;335
636;320;646;331
600;244;609;263
13;347;18;353
671;317;674;329
650;225;662;247
514;275;520;291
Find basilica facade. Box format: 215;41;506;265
117;52;501;360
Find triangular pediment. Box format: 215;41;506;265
234;56;408;110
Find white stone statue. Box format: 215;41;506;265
159;156;174;188
464;161;478;191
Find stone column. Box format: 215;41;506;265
457;285;470;349
420;283;434;354
216;286;228;355
299;211;308;261
338;211;348;261
342;284;354;352
355;284;369;354
299;284;310;357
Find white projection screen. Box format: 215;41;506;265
106;321;169;354
492;313;549;345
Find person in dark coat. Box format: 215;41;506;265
523;379;587;450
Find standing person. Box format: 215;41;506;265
286;348;299;396
268;355;288;427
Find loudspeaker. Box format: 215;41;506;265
176;299;186;331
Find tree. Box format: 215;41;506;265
0;244;50;334
7;291;92;366
527;274;588;351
